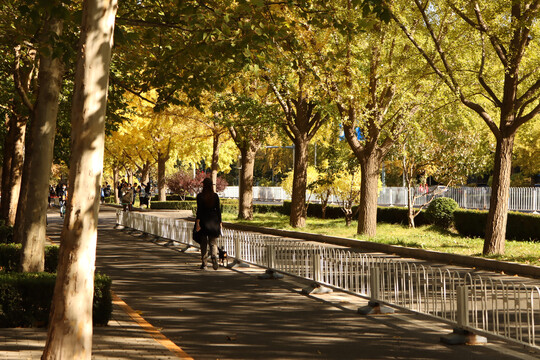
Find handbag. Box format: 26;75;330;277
192;223;202;244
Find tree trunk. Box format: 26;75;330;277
344;208;353;226
0;115;26;226
238;147;256;220
211;131;221;192
16;17;64;272
406;183;415;228
157;153;167;201
483;135;514;255
140;160;150;185
290;137;308;228
1;115;15;223
42;0;117;358
113;166;119;203
357;153;380;237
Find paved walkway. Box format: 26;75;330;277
1;206;539;359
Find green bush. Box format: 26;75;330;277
93;273;113;325
104;196;116;204
150;200;196;210
0;244;59;272
425;197;459;228
454;209;486;238
253;204;284;214
376;206;429;226
0;272;112;327
454;209;540;242
0;224;13;244
151;194;195;201
506;212;540;242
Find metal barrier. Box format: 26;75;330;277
116;211;540;350
220;186;540;212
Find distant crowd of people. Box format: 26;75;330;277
117;180;152;211
48;179;153;213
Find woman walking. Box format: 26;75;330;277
195;177;222;270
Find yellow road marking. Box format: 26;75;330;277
112;292;194;360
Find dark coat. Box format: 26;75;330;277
196;192;222;237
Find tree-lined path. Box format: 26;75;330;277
6;206;531;359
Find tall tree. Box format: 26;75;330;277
15;4;66;271
390;0;540;254
42;0;117;357
329;6;423;237
213;81;278;219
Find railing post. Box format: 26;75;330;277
441;285;487;345
228;232;249;269
358;266;394;315
302;251;332;295
259;243;283;279
312;253;321;283
456;286;469;328
267;244;275;269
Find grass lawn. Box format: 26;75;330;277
222;212;540;267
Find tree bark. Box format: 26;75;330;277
483;135;514;255
290;137;308;228
42;0;117;358
157;153;167;201
406;182;415;228
357;153;380;237
238;147;257;220
16;16;64;272
113;166;119;203
211;131;221;192
1;115;16;224
0;114;26;226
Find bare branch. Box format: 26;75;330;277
13;45;35;112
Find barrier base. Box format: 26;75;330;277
440;328;487;345
258;269;284;280
114;224;125;230
182;245;200;253
358;301;395;315
227;259;250;269
302;282;333;295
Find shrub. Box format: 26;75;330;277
150;200;196;210
104;196;115;204
425;197;459;228
454;209;540;242
376;207;429;226
0;272;112;327
454;209;486;238
0;224;13;244
506;212;540;242
253;204;284;214
0;244;59;272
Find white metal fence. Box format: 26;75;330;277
116;211;540;350
219;186;540;212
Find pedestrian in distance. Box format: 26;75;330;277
121;183;133;211
195;177;222;270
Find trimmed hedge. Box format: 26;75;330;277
0;272;112;327
150;200;196;210
280;201;430;225
151;199;239;214
253;204;285;214
0;244;59;273
455;209;540;242
0;224;13;244
151;195;196;201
